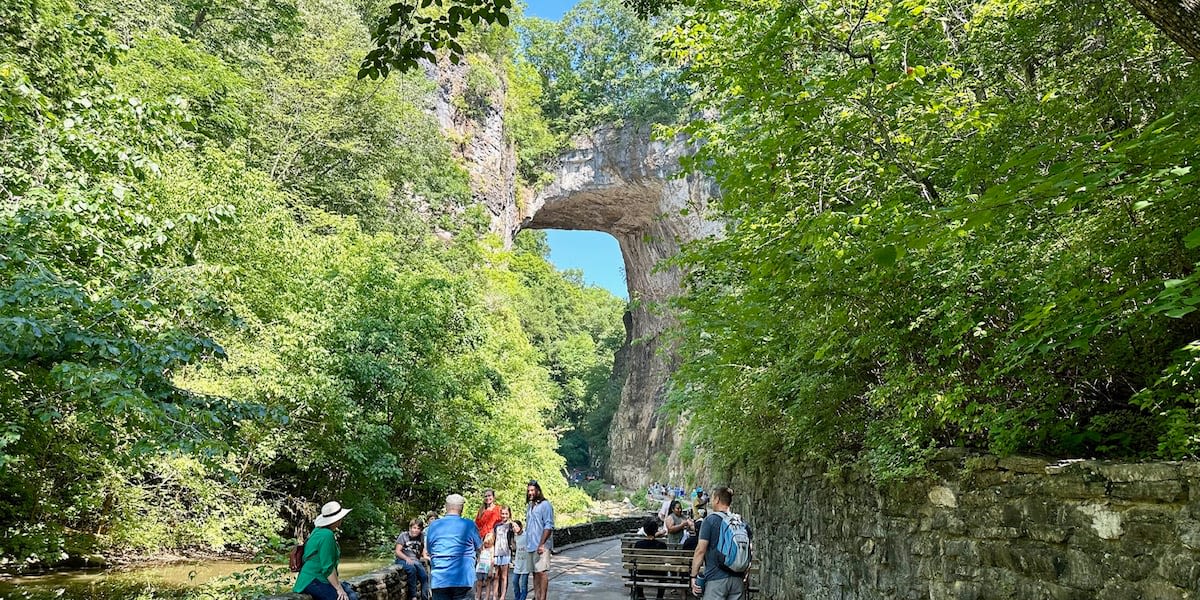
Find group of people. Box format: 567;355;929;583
637;486;753;600
290;482;750;600
289;481;556;600
565;469;598;485
646;482;684;499
649;483;710;518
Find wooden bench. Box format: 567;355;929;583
619;535;760;599
620;533;685;550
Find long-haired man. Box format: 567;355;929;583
524;481;555;600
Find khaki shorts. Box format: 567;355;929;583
701;575;744;600
530;550;551;573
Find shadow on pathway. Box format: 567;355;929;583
546;538;630;600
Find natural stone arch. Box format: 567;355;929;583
515;124;719;487
422;58;715;485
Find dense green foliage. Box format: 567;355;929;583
518;0;687;133
662;0;1200;477
1;0;622;566
362;0;513;77
506;57;564;184
508;233;627;468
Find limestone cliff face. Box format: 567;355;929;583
424;59;718;488
520;125;720;488
423;57;518;240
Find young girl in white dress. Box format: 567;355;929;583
491;507;514;600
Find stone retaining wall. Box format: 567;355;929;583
734;452;1200;600
261;517;643;600
553;516;644;547
261;565;410;600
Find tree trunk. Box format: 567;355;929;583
189;7;208;37
1125;0;1200;58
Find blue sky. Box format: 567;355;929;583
545;230;627;299
523;1;628;299
523;0;577;19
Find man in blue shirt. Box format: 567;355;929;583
525;481;555;600
424;494;483;600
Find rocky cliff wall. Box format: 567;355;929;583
519;125;720;488
423;58;718;488
731;452;1200;599
423;56;518;241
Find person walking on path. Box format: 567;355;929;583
525;480;555;600
689;487;753;600
395;517;432;600
426;494;484;600
293;501;358;600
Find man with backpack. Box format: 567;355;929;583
689;487;752;599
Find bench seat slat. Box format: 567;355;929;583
622;582;763;592
622;562;759;570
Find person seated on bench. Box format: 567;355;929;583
664;500;694;545
636;516;667;538
633;516;667;600
680;521;698;552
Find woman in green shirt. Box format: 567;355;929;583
293;501;358;600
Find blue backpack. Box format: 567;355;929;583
713;511;751;573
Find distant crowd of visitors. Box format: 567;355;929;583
648;482;711;523
291;481;555;600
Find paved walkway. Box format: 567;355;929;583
545;537;629;600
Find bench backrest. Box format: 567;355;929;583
620;545;759;575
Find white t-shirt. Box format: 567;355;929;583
512;533;530;574
494;522;511;557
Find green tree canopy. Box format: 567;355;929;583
661;0;1200;477
516;0;688;133
1;0;622;566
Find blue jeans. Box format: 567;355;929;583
431;587;472;600
395;559;430;598
511;572;529;600
301;579;360;600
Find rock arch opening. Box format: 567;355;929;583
515;125;718;487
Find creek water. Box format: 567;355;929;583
0;556;390;600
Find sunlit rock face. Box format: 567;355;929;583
423;56;717;486
518;125;720;488
424;57;519;240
